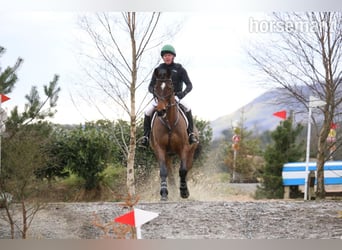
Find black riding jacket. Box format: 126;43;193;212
148;62;193;99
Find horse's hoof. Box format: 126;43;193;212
180;190;190;199
160;195;168;201
160;188;168;201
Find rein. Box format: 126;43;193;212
160;103;181;150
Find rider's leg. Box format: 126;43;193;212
141;114;151;147
140;101;156;147
185;110;198;144
179;99;198;144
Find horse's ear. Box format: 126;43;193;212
153;68;159;77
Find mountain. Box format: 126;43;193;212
210;88;308;140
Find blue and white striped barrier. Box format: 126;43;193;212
282;161;342;186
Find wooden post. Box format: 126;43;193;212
284;186;290;199
307;171;316;200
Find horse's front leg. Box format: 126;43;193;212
179;159;189;199
159;158;168;201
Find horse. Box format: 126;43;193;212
150;67;199;201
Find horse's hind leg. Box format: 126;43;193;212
179;160;189;199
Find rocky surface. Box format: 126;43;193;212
1;199;341;239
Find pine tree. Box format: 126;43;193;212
256;118;304;199
0;46;61;238
224;117;263;183
0;46;23;93
0;46;61;133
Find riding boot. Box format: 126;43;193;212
185;110;198;144
140;115;151;148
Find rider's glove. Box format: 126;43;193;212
176;91;185;99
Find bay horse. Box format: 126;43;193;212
150;67;198;201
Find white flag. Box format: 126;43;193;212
134;208;159;227
309;96;326;108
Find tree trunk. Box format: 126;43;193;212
316;148;326;199
22;201;28;239
126;116;136;196
4;203;15;239
126;12;137;197
316;110;332;199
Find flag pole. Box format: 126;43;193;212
136;226;142;239
304;105;312;201
304;96;326;200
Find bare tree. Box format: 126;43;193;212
77;12;180;196
248;12;342;199
1;127;48;238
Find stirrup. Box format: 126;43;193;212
138;136;149;148
188;133;198;144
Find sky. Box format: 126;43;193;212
0;11;271;124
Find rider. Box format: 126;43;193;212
140;44;198;147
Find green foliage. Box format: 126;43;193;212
109;119;131;165
194;117;213;163
256;118;304;199
34;125;70;183
0;47;65;238
36;119;147;194
1;123;51;200
224;122;263;183
60;173;85;187
55;122;114;190
135;118;160;174
0;46;61;198
258;130;273;151
99;164;126;189
0;46;23;94
5;74;61;134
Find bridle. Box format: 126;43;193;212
153;78;176;106
153;77;180;132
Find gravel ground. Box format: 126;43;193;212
1;167;341;239
1;199;341;239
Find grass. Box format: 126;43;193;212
33;165;127;202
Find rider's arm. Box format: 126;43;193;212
148;75;156;94
179;67;193;98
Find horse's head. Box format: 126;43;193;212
153;68;174;118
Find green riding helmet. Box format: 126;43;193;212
161;44;176;57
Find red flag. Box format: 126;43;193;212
273;110;287;120
0;94;10;103
331;122;338;129
114;210;135;226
